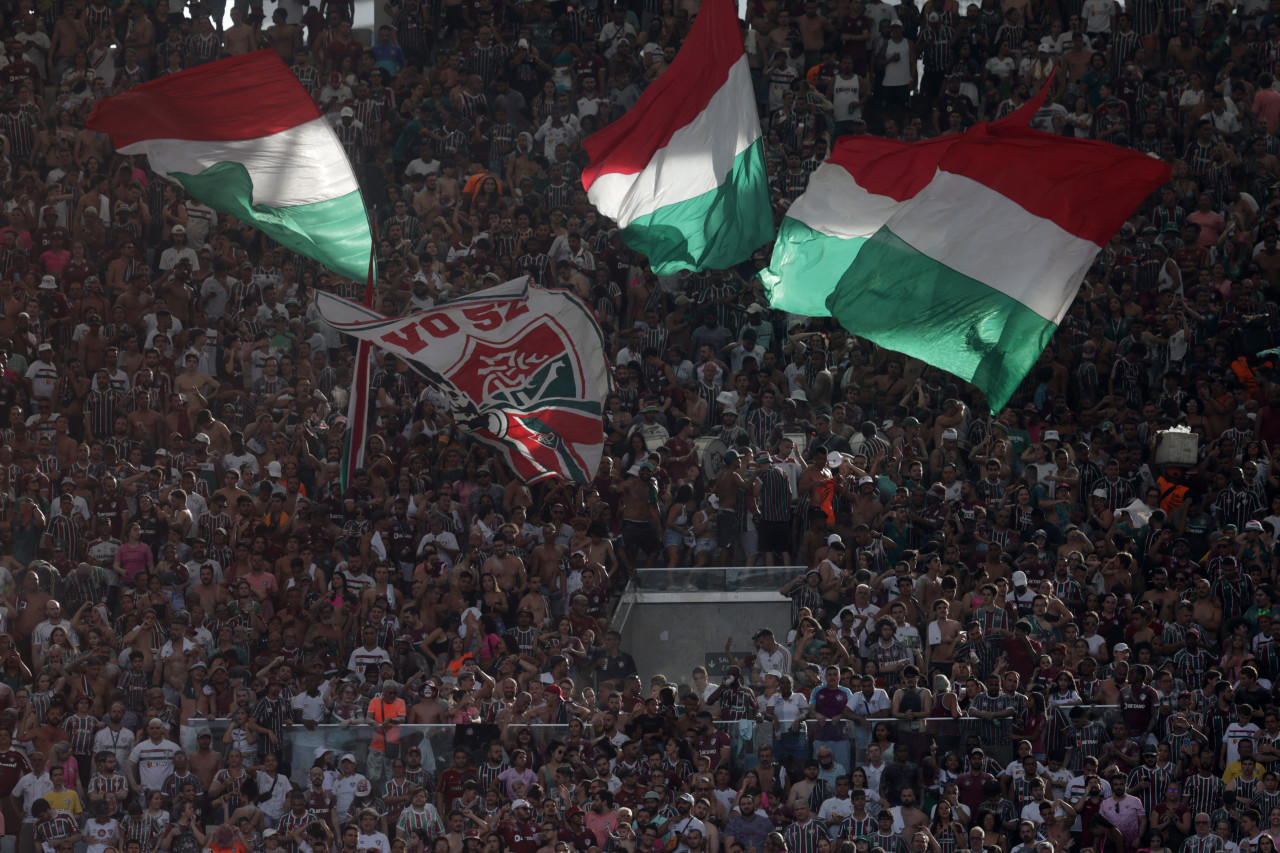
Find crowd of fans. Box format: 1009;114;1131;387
5;2;1280;853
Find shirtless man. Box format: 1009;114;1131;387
713;451;757;566
1190;577;1224;640
156;618;199;705
515;577;550;629
482;536;527;597
504;476;533;516
619;467;662;569
126;389;164;446
407;683;447;724
13;571;52;653
926;600;962;673
221;8;259;56
1059;32;1091;84
174;352;220;411
304;601;344;655
17;705;70;757
1139;567;1179;622
193;411;232;457
265;8;302;59
122;5;154;67
77;316;109;373
120;615;158;676
528;525;567;612
848;477;883;527
178;662;213;745
188;730;223;792
69;657;117;718
213;469;251;509
52;417;78;472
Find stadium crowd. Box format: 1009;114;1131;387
5;2;1280;853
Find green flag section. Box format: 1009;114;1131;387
581;0;774;274
176;162;372;285
87;50;371;282
827;228;1058;413
616;140;773;275
764;120;1170;411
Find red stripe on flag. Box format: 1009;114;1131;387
581;0;744;188
821;79;1050;202
86;50;320;147
940;123;1172;246
825;134;962;202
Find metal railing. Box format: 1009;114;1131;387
186;703;1121;788
633;565;805;591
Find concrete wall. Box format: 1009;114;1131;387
616;591;793;692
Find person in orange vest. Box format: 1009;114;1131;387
1157;466;1190;520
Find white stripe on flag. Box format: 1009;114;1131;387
882;171;1099;324
784;161;904;239
119;117;358;208
586;57;760;228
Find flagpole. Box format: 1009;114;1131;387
341;213;377;493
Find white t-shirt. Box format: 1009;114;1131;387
763;691;809;727
985;55;1016;78
1081;0;1114;32
84;817;119;853
1224;722;1261;765
128;738;180;791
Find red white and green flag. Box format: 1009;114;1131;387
761;119;1170;411
86;49;372;282
315;278;612;484
88;49;376;486
581;0;774;274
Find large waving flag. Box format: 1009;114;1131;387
581;0;773;275
762;120;1169;411
87;50;371;281
315;279;612;484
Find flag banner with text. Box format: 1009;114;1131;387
316;278;611;484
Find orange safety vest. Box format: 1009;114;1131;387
1232;356;1258;394
1157;476;1189;514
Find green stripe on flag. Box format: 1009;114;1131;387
825;227;1057;411
620;138;774;276
174;161;370;281
759;217;868;319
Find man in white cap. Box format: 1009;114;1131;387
26;341;58;401
1008;571;1036;617
159;224;198;270
930;426;965;474
331;752;368;817
127;718;181;794
498;798;540;853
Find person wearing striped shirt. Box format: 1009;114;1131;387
1181;813;1225;853
32;800;80;849
1252;774;1280;817
782;801;829;853
869;813;910;853
1184;755;1226;816
1214;472;1265;532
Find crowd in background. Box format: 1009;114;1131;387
3;3;1280;853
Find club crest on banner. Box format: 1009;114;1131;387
315;277;612;484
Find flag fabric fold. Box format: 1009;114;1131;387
315;279;612;484
340;248;377;493
87;50;371;282
581;0;774;274
762;118;1169;410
